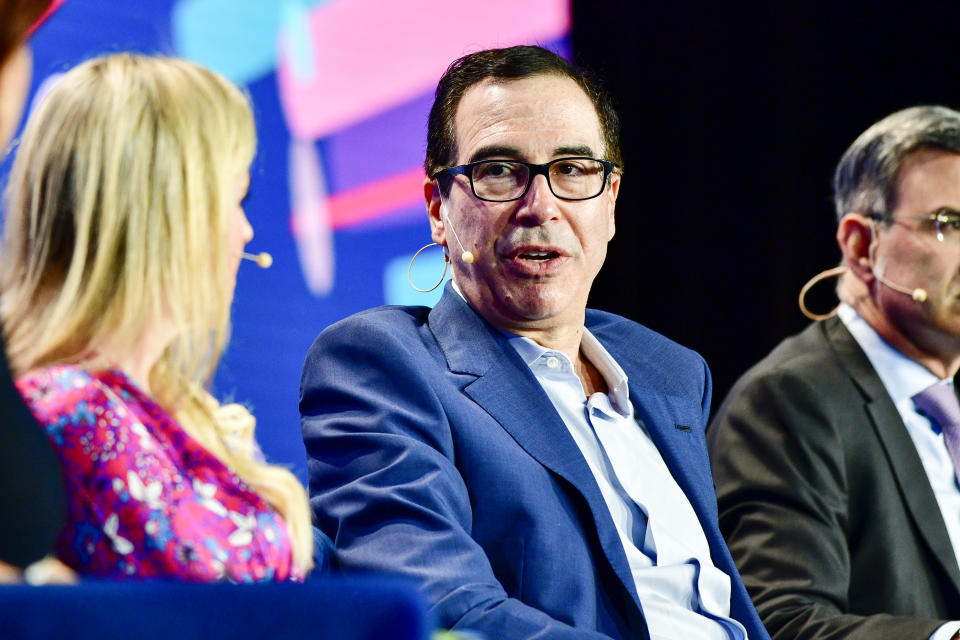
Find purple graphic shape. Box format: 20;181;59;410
322;91;433;195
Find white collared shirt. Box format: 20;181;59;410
504;330;746;640
838;303;960;640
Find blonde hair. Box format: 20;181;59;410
1;53;313;573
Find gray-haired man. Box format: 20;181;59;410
709;106;960;640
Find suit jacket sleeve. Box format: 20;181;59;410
708;364;945;640
300;314;614;640
0;341;65;568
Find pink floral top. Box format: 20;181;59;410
16;365;301;582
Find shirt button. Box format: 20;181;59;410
546;356;560;369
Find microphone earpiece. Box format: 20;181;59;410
242;251;273;269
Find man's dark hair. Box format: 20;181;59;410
425;45;622;179
834;105;960;223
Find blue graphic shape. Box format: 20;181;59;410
172;0;330;84
281;0;316;81
172;0;279;83
384;247;450;308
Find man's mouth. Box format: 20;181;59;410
518;250;560;263
501;245;568;275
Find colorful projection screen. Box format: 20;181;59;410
6;0;572;481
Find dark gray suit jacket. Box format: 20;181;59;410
0;335;64;567
708;316;960;639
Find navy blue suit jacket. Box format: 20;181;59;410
300;285;768;640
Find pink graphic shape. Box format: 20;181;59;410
277;0;570;139
291;166;426;236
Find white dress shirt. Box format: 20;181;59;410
838;303;960;640
504;329;746;640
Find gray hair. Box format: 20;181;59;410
833;105;960;222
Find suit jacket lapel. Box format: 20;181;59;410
824;317;960;594
427;285;642;607
606;338;721;555
602;332;766;635
628;384;717;525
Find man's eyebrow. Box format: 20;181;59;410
467;144;598;164
467;146;522;163
555;145;595;157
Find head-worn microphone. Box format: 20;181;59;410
867;220;926;302
242;252;273;269
442;211;474;264
875;269;928;302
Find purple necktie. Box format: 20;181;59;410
913;382;960;484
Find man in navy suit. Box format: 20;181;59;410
300;45;768;640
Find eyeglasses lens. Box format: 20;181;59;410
470;159;606;201
935;212;960;244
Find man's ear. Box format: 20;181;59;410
424;178;446;246
605;173;620;241
837;213;877;284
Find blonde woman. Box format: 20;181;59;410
1;53;313;581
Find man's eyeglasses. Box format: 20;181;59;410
885;208;960;244
432;157;617;202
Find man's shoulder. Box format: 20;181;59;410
310;304;435;351
301;304;448;400
325;303;434;334
302;303;455;384
586;308;706;369
585;308;712;402
741;320;843;383
586;307;688;347
718;319;859;415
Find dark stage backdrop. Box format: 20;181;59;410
573;2;960;411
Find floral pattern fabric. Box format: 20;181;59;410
16;365;300;582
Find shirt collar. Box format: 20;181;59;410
837;302;943;404
503;328;632;416
449;278;466;301
450;280;633;412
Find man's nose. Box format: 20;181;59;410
515;174;560;226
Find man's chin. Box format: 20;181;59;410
462;281;584;328
500;293;579;326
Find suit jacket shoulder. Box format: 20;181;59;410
708;317;957;640
586;309;710;400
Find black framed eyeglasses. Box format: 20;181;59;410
432;157;617;202
882;207;960;244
